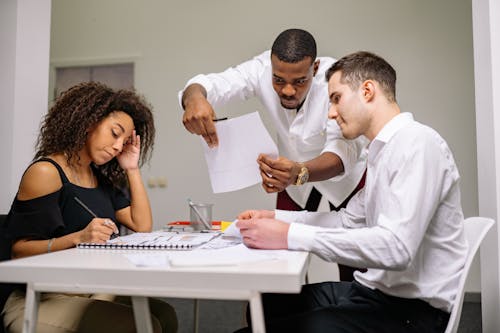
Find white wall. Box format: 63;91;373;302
0;0;51;213
472;0;500;330
0;0;17;212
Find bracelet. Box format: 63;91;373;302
47;238;55;253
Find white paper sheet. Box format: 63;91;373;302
202;112;278;193
168;244;279;267
222;219;242;240
124;253;170;267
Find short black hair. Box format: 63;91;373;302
271;29;317;63
326;51;397;102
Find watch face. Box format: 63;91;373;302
300;171;309;184
296;166;309;185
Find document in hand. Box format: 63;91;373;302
202;112;278;193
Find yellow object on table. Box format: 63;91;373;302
220;221;233;232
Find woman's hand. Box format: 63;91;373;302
117;130;141;171
78;218;118;244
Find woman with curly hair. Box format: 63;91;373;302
0;82;177;333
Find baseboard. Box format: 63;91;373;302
464;292;481;303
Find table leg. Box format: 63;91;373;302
131;296;153;333
22;283;40;333
193;299;200;333
249;291;266;333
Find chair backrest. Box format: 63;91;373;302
0;214;9;262
444;216;495;333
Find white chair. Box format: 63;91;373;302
444;216;495;333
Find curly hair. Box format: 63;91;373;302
35;81;155;187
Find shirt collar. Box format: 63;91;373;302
373;112;414;144
367;112;413;162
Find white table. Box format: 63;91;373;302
0;247;309;333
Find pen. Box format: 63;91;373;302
74;196;119;239
168;221;191;225
213;117;228;122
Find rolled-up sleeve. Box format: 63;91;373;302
177;51;269;110
322;120;368;180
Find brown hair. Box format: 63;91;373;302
35;81;155;186
326;51;397;102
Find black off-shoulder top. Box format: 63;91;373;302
0;158;130;310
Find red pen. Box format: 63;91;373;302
168;221;191;225
167;221;221;230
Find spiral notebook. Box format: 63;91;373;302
77;230;220;250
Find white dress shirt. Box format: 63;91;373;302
278;113;467;312
179;50;367;207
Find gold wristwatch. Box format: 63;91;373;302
294;163;309;186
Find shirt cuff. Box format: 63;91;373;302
275;209;302;223
287;222;317;251
275;209;317;251
177;75;215;109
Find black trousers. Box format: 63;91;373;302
235;281;449;333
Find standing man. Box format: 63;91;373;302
179;29;367;281
235;51;467;333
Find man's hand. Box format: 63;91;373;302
237;218;289;249
257;154;302;193
182;84;219;148
237;209;275;221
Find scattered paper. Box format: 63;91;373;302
202;112;278;193
198;235;241;249
168;244;279;267
222;220;242;240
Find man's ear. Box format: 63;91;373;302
313;59;320;76
361;80;376;102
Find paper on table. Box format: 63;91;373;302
124;253;170;267
202;112;278;193
222;219;242;240
168;244;279;267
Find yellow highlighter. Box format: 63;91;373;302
220;221;233;232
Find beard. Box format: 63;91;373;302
280;100;298;109
280;96;306;110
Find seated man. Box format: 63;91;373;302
235;51;467;333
